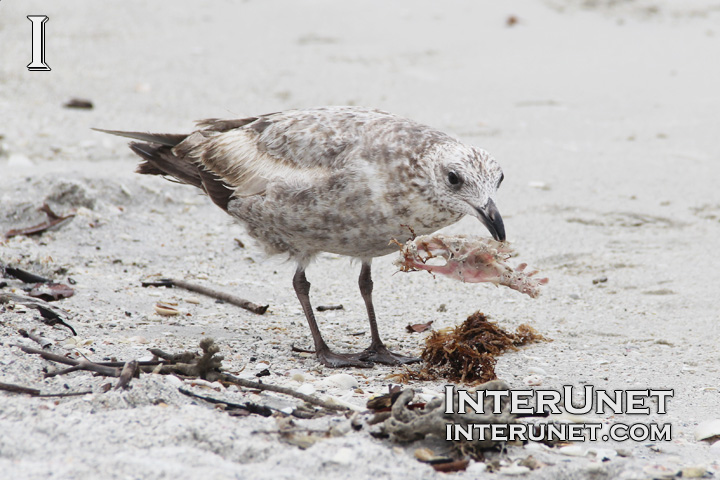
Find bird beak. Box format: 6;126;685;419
476;198;506;242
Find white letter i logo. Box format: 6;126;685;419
27;15;51;71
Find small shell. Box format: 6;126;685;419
694;419;720;442
155;303;180;316
414;448;435;462
523;374;543;386
185;296;201;305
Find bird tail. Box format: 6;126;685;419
93;128;234;211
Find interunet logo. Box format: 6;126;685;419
444;386;674;443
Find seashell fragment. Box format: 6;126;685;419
694;419;720;442
154;302;180;316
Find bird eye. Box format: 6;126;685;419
447;171;462;186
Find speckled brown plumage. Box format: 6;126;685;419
97;106;506;368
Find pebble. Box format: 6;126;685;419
296;383;316;395
329;422;351;437
322;395;363;412
324;373;358;390
694;419;720;442
465;462;487;474
680;466;708;478
523;374;543;386
288;369;308;382
498;465;530;475
558;445;585;457
164;375;183;387
7;153;33;168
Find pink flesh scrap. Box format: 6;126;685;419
395;234;548;298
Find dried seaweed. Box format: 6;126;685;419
413;311;548;384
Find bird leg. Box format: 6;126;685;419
352;262;421;365
292;268;371;368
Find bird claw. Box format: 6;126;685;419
316;348;373;368
350;343;421;365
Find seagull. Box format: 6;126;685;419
96;106;505;368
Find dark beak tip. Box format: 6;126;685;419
477;200;505;242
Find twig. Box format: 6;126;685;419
37;390;93;398
1;293;76;335
0;381;41;396
215;372;349;412
4;266;51;284
290;344;315;354
18;328;52;349
141;278;268;315
16;345;120;377
316;304;343;312
4;203;76;238
115;360;138;390
178;387;273;416
0;381;90;397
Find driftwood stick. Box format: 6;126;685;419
0;381;41;396
178;387;273;417
215;372;349;412
18;328;52;349
37;390;93;398
44;365;83;378
316;304;344;312
16;345;121;377
0;381;91;397
4;266;52;284
115;360;138;390
141;278;269;315
1;293;76;335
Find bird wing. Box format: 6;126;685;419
183;106;446;197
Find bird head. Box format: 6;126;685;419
430;144;506;242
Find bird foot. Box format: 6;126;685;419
316;348;373;368
351;343;421;365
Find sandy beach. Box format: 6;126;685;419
2;1;720;478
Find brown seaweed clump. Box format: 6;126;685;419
418;311;548;384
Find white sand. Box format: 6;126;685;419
2;1;720;478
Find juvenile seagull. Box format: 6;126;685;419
97;106;505;368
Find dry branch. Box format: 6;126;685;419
141;278;268;314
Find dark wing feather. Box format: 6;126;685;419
92;128;186;147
